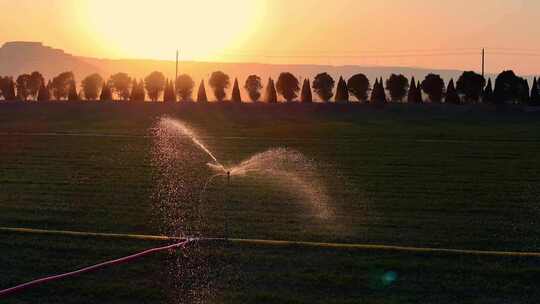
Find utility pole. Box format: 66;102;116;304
175;49;179;90
481;48;485;79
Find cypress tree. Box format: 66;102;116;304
482;78;493;103
300;78;313;103
197;80;208;103
231;78;242;103
415;81;423;103
163;80;176;102
130;79;138;101
68;80;79;101
379;77;387;104
445;79;460;104
530;77;540;106
138;79;146;101
100;82;112;101
334;76;349;103
520;79;530;104
407;77;416;103
265;78;277;103
4;78;16;100
369;79;379;104
37;82;50;101
129;79;145;102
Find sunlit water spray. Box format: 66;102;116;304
154;117;333;221
151;116;336;302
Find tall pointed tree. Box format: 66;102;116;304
265;78;277;103
445;79;460;104
407;77;417;103
37;82;50;101
482;79;493;103
520;78;530;104
231;78;242;103
197;80;208;103
530;77;540;106
100;82;112;101
335;76;349;103
163;80;176;102
3;77;17;101
415;81;423;103
369;79;379;104
300;78;313;103
379;77;387;103
68;80;79;101
130;79;138;101
130;79;145;102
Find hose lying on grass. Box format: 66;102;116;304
0;238;194;298
2;227;540;298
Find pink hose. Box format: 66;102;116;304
0;239;194;298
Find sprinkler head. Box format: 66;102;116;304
227;171;231;183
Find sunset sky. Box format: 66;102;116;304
1;0;540;73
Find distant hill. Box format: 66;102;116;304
0;42;103;80
0;41;501;87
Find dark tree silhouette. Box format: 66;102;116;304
313;73;335;102
407;77;417;103
231;78;242;103
209;71;230;102
175;74;195;102
130;79;145;101
335;76;349;103
265;78;277;103
16;74;31;100
385;74;409;102
244;75;262;102
129;79;138;101
145;71;166;102
445;79;460;104
370;78;387;105
37;82;50;101
68;79;79;101
380;77;388;103
29;71;45;100
456;71;485;103
493;70;529;104
482;78;493;103
51;72;75;100
422;74;445;103
347;74;370;102
522;79;531;104
369;79;379;104
416;81;423;103
530;77;540;106
163;80;176;102
0;77;16;100
301;78;313;103
109;73;132;101
276;72;300;102
81;73;104;100
197;80;208;103
100;82;113;101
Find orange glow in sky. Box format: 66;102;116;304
1;0;540;73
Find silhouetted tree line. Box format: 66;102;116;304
1;69;539;106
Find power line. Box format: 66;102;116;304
220;52;480;59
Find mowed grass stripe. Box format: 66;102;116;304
2;227;540;258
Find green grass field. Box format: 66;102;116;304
1;102;540;303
